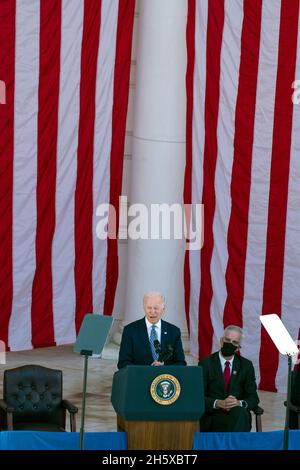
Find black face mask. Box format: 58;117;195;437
221;342;237;357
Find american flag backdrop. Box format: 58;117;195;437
0;0;135;351
185;0;300;392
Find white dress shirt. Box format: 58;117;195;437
145;318;162;343
219;351;234;372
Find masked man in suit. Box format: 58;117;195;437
117;292;186;369
199;325;259;432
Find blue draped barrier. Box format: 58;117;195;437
0;431;127;450
193;430;300;450
1;430;300;450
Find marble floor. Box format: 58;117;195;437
0;345;286;432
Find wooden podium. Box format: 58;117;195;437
111;366;204;450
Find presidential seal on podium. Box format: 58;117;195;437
150;374;181;405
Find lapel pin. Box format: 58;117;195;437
233;370;237;375
164;331;167;334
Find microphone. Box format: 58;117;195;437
153;339;162;360
153;340;174;363
161;344;174;363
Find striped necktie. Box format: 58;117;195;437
149;325;159;361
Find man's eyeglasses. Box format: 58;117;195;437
223;337;241;348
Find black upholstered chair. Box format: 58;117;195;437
200;405;264;432
252;405;264;432
0;365;78;431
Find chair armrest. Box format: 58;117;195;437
0;399;14;413
0;399;14;430
252;405;264;415
62;400;78;432
284;401;300;413
61;400;78;414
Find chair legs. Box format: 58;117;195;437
70;413;76;432
255;414;262;432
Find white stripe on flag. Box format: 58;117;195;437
189;0;208;357
9;0;40;350
242;0;281;380
92;0;119;315
52;0;84;345
210;0;243;349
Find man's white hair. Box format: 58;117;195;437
143;292;165;307
224;325;243;339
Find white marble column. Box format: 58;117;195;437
124;0;188;333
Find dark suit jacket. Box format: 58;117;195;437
117;318;186;369
199;352;259;413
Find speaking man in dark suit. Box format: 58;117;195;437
117;292;186;369
199;325;259;432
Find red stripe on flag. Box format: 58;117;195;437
31;0;62;347
103;0;135;316
198;0;225;359
75;0;101;331
183;0;196;334
0;0;15;347
223;0;262;327
259;0;300;391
